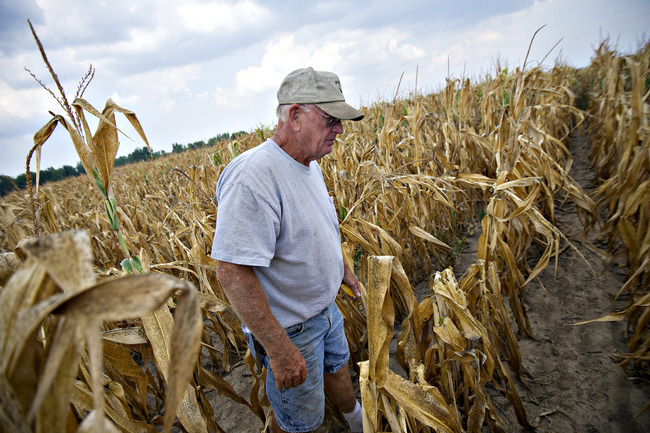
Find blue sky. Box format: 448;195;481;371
1;0;648;177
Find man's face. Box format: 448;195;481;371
298;105;343;164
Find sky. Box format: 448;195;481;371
0;0;648;178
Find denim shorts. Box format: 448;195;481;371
245;301;350;432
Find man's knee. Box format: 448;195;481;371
324;364;357;413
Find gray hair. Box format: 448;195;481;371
276;104;290;122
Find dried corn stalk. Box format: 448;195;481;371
583;40;650;379
0;230;203;433
3;30;643;433
359;255;535;432
360;255;464;433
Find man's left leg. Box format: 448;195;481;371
324;364;363;432
324;363;356;412
322;301;363;432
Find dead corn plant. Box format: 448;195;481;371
0;21;263;433
582;39;650;380
1;25;633;433
359;255;464;433
0;230;202;433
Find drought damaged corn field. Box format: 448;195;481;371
1;31;649;432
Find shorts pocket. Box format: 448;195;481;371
285;322;305;338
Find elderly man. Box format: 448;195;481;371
212;67;364;433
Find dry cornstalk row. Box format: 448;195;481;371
2;43;639;432
583;40;650;377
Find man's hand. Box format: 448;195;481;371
340;282;360;300
342;261;362;299
268;342;308;390
216;261;308;390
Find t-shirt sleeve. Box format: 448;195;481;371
211;181;279;267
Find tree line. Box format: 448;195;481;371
0;131;247;197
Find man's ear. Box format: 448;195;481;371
287;104;302;131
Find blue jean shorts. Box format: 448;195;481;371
245;301;350;432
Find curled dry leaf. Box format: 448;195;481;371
0;252;21;286
0;230;202;433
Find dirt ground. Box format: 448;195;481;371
207;132;650;432
459;132;650;432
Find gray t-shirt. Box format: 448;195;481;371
211;139;344;328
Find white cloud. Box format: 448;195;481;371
388;39;426;60
118;64;202;98
466;30;505;46
110;27;169;55
0;80;43;119
177;0;270;34
1;0;648;177
231;28;428;97
158;97;176;113
234;35;310;95
231;33;359;95
0;77;70;141
108;91;142;106
213;87;230;106
212;86;252;111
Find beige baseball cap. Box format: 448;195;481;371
277;67;364;121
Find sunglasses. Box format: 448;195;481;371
299;104;341;127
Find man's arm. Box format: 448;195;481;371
216;261;307;390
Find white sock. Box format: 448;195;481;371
343;400;363;433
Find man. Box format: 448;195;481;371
212;67;364;433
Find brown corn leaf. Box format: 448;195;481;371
366;255;395;386
103;341;150;414
383;368;462;433
198;367;254;411
142;305;206;433
162;287;204;433
72;98;151;194
32;114;95;186
0;371;33;433
2;229;202;433
0;252;22;287
409;225;452;251
379;393;403;432
27;317;78;426
17;230;95;294
70;381;157;433
358;361;379;432
101;327;148;345
433;317;465;351
572;311;628;325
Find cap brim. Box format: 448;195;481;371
315;101;364;121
